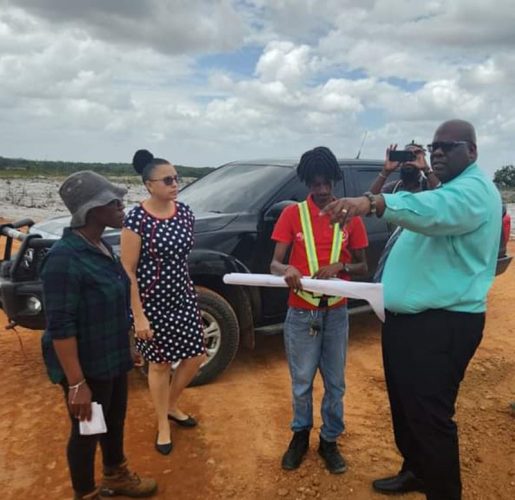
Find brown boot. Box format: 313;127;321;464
100;460;157;498
73;487;103;499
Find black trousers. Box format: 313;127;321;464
382;309;484;500
61;372;128;494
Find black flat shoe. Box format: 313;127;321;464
168;414;198;428
372;470;425;494
155;432;173;455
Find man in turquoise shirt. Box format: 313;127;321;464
322;120;501;500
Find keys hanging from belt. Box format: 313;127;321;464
309;321;321;337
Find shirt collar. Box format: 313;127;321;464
444;162;478;186
62;227;113;255
463;162;478;174
306;193;335;217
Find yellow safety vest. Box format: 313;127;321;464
295;201;345;307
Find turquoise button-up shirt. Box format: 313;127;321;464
381;163;502;314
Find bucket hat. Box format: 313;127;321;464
59;171;127;228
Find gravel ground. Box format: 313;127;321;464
0;177;193;222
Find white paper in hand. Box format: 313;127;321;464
79;402;107;435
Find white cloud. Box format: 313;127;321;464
0;0;513;174
6;0;247;54
255;41;318;85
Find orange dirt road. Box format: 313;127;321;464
0;242;514;499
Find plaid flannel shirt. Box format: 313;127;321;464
41;228;133;383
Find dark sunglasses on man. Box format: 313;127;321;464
427;141;471;154
147;175;180;186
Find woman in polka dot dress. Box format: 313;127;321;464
120;149;206;455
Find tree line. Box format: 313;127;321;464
0;156;214;179
494;165;515;189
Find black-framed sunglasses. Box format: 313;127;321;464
148;175;180;186
426;141;469;154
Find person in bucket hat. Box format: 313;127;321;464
41;171;157;499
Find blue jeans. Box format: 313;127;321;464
283;305;349;442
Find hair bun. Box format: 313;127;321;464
132;149;154;174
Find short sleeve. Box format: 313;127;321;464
347;217;368;250
271;204;297;244
41;246;81;340
180;202;195;224
123;206;144;235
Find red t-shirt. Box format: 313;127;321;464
272;194;369;309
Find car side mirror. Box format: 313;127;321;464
263;200;296;223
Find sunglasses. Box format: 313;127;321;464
426;141;469;154
148;175;180;186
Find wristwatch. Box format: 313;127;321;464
343;263;351;274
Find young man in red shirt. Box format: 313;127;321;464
270;146;369;474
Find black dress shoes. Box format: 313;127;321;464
168;414;198;428
155;432;173;455
372;470;425;494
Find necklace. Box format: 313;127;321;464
74;230;112;259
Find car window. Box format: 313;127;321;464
353;168;399;194
268;177;308;205
179;163;294;213
267;169;345;207
348;166;398;236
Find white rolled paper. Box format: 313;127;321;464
223;273;384;322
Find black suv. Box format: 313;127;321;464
1;159;511;385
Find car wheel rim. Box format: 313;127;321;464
200;310;221;366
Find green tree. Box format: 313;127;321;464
493;165;515;188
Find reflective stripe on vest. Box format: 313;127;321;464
295;200;345;307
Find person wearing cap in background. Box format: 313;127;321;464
369;141;441;196
40;171;157;500
270;146;368;474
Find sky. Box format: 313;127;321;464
0;0;514;175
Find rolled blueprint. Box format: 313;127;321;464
223;273;384;322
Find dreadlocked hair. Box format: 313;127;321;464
296;146;342;186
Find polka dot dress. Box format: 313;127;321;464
124;202;205;363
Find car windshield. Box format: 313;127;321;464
179;163;294;213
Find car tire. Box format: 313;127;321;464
189;286;240;386
136;286;240;386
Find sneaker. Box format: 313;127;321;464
318;437;347;474
281;430;310;470
100;461;157;498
